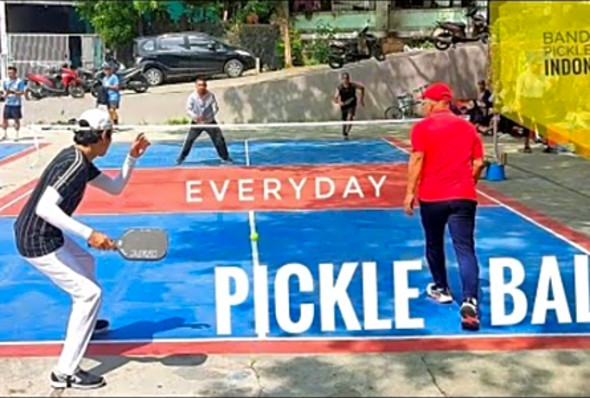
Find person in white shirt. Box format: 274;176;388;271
176;77;232;164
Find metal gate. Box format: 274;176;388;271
6;33;103;76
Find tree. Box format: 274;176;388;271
75;1;139;49
276;0;292;68
75;1;218;49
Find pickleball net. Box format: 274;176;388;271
27;118;419;142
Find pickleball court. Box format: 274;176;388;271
0;131;589;357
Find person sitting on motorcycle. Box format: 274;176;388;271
358;36;369;57
357;31;370;57
101;63;120;125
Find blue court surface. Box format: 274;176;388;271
1;137;589;355
94;139;408;168
0;207;587;344
0;143;31;162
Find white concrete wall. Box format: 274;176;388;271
22;44;488;125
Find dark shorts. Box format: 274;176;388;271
341;105;356;120
3;105;22;120
108;99;120;109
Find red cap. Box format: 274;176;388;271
422;82;454;101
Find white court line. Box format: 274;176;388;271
382;137;590;255
0;188;34;213
244;139;267;339
2;331;590;347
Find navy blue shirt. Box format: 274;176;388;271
14;146;101;258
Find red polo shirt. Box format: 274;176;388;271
410;109;484;202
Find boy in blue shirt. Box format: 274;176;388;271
101;63;120;125
2;65;26;141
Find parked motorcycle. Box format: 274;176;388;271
90;65;149;97
76;67;97;93
432;6;488;50
24;66;86;100
328;26;385;69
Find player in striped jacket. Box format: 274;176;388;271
13;109;150;390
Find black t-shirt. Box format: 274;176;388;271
338;83;358;109
14;146;101;258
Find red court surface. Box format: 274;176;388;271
0;164;496;215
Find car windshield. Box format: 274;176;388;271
212;38;231;49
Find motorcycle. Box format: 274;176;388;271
90;65;149;97
24;65;86;100
432;6;488;50
76;67;97;93
328;26;386;69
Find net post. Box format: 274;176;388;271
492;113;499;161
29;126;41;169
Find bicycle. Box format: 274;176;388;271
384;85;428;119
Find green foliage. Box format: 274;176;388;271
276;27;305;67
236;0;276;24
276;22;340;68
165;116;191;125
75;0;223;48
75;1;141;48
301;21;337;65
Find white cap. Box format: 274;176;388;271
78;108;113;131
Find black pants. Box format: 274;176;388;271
178;121;230;162
419;199;479;300
341;105;356;136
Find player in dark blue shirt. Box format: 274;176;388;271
14;108;150;390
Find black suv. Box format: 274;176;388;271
133;32;257;86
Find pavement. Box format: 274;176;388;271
0;125;589;397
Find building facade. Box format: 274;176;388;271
0;0;102;79
292;0;488;39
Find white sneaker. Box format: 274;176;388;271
426;283;453;304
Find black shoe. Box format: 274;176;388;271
176;158;183;165
523;146;532;153
221;158;233;164
50;369;106;390
460;298;480;331
93;319;109;336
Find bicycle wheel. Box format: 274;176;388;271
385;105;403;119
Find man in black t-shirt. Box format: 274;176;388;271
333;72;365;140
14;108;150;390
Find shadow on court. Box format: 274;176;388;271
87;317;210;377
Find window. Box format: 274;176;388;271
188;36;223;51
390;0;474;8
158;36;186;51
188;37;210;48
292;0;329;12
140;39;156;53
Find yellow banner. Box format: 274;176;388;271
490;0;590;156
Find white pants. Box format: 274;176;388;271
25;237;102;376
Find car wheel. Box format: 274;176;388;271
224;59;244;78
144;67;164;86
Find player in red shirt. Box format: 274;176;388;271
404;82;486;331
